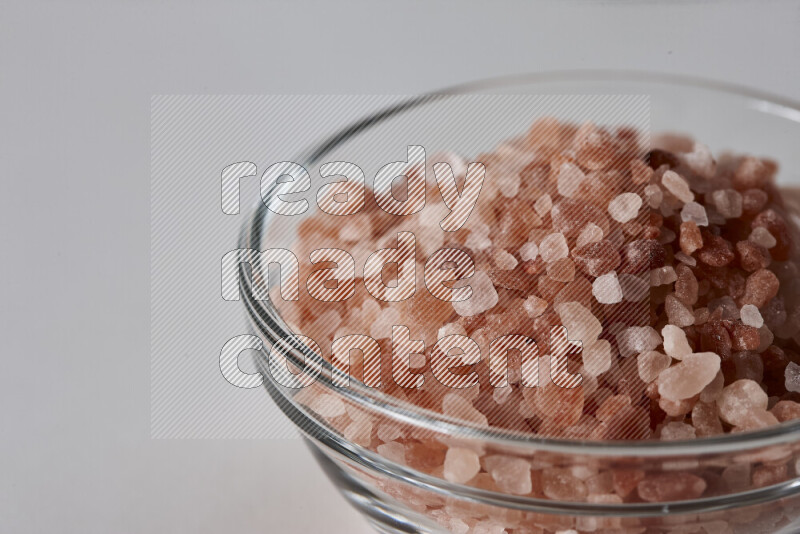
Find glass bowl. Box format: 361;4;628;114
241;71;800;534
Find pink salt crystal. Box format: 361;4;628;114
492;249;518;270
717;379;769;426
523;295;548;318
644;184;663;209
547;257;576;283
540;232;569;263
557;161;586;198
555;302;602;343
710;189;743;219
484;455;532;495
541;468;588;502
665;294;695;327
309;393;347;418
442;393;489;427
582;338;613;376
443;447;481;483
343;419;373;447
519;241;539;261
618;273;648;302
376;423;405;442
492;386;513;405
721;464;751;493
472;521;508;534
453;271;498;317
466;228;492;251
592;271;623;304
660;421;697;441
616;326;662;358
740;304;764;328
650;266;677;286
771;400;800;422
674;251;697;266
608;193;642;223
657;352;721;400
638;351;671;383
699;370;724;403
691;401;724;436
749;226;777;249
637;472;707;502
376;441;407;464
734;409;779;431
680;201;709;226
785;362;800;393
661;170;694;203
662;324;692;360
534;193;553;218
587;493;623;504
369;306;400;339
682;142;716;178
576;222;604;248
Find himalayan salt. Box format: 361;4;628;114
465;228;492;251
608;193;642;223
679;221;703;255
376;441;406;464
572;240;621;277
492;249;518;270
555;302;602;343
612;469;646;498
717;379;768;426
644;184;663;209
771;400;800;422
736;240;770;272
539;232;569;263
343;419;373;447
592;271;623;304
749;226;777;249
617;326;662;358
711;189;743;219
740;304;764;328
660;421;696;441
547;257;575;283
722;464;751;493
665;294;695;327
523;295;548;318
576;222;603;248
376;423;405;442
786;362;800;393
732;351;764;382
650;266;677;286
691;401;723;437
582;338;613;376
309;393;347;418
662;325;692;360
442;393;489;427
637;351;671;383
697;232;735;267
674;251;696;266
682;142;716;178
681;202;708;227
637;472;707;502
699;370;724;403
618;273;648;302
453;271;499;317
741;269;780;308
534;193;553;218
541;468;588;502
585;472;614;495
661;170;694;203
484;455;532;495
443;447;480;483
657;352;721;400
557;161;586;198
438;322;467;339
518;241;538;261
472;521;507;534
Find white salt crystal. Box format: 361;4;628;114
681;202;709;226
661;170;694;203
576;223;604;248
453;271;499;317
740;304;764;328
650;266;677;287
644;184;663;209
786;362;800;393
540;232;569;263
443;447;481;483
682;143;716;178
608;193;642;223
619;273;649;302
749;227;777;249
518;241;539;261
592;271;623;304
662;324;692;360
534;193;553;218
557;162;586;198
711;189;743;219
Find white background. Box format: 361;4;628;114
2;1;799;533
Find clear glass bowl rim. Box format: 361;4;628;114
241;70;800;459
